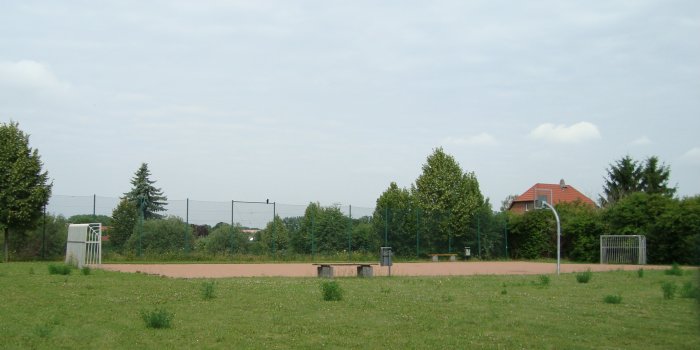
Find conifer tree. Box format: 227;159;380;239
124;163;167;219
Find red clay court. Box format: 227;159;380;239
99;261;670;278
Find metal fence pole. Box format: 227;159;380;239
348;205;352;261
185;198;189;255
41;205;46;259
230;200;235;255
415;207;420;258
477;215;481;259
92;194;96;220
272;201;276;259
384;207;388;247
504;218;509;260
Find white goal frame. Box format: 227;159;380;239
65;223;102;268
600;235;646;265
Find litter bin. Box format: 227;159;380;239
464;247;471;260
380;247;393;266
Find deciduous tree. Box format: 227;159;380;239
0;121;52;262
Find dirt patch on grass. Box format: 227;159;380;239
99;261;670;278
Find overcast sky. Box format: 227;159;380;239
2;0;699;212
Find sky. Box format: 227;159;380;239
2;0;699;214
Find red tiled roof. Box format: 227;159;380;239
511;183;596;208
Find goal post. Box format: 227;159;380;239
600;235;646;265
65;223;102;268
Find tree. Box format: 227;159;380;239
124;163;167;219
413;148;485;254
601;155;676;206
640;156;676;197
0;121;52;262
372;182;416;255
600;155;642;206
110;199;138;251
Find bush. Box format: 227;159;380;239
665;263;683;276
81;266;91;275
201;281;216;300
321;281;343;301
662;281;677;300
141;308;174;329
576;269;592;283
637;268;644;278
125;217;195;254
603;294;622;304
48;264;72;275
680;282;699;299
537;275;550;287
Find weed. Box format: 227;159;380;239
201;280;216;300
680;282;700;299
665;263;684;276
662;281;677;300
29;267;35;275
321;280;343;301
576;269;593;284
603;294;622;304
34;324;52;338
637;268;644;278
501;288;508;295
537;275;550;287
81;266;91;275
48;264;72;275
141;308;174;329
442;295;455;302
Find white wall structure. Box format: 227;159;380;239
65;223;102;267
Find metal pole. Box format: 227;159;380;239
93;194;96;219
348;205;352;261
477;215;481;259
272;201;276;259
384;207;388;247
504;218;509;260
416;207;420;258
42;205;46;259
311;213;315;260
542;201;561;275
231;200;235;255
185;198;189;255
138;198;144;257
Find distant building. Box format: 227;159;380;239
509;179;596;214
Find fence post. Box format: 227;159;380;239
415;206;420;258
185;198;189;255
92;194;96;220
230;200;235;256
42;205;46;260
504;218;508;259
477;215;481;259
138;198;144;257
348;205;352;261
311;213;315;260
384;207;388;247
272;201;276;259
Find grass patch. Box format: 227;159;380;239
662;281;677;300
141;308;174;329
536;274;550;287
665;263;684;276
603;294;623;304
1;262;699;348
81;266;91;275
48;263;72;275
576;269;593;283
680;281;700;299
201;280;216;300
320;280;343;301
637;268;644;278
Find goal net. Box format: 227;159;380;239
600;235;646;265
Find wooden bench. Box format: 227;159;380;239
312;263;377;278
428;253;458;262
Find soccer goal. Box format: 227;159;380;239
600;235;646;265
65;223;102;268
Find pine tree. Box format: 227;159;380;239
124;163;167;220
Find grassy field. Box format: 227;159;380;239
0;262;698;349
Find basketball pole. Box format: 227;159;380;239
541;201;561;275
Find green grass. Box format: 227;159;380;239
141;308;174;329
47;263;72;275
576;269;593;283
603;294;622;304
665;263;684;276
201;280;216;300
1;262;698;349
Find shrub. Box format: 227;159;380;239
321;281;343;301
665;263;683;276
141;308;174;329
48;264;72;275
538;275;550;286
680;282;700;299
81;266;91;275
662;281;677;300
201;281;216;300
576;269;592;283
604;294;623;304
637;268;644;278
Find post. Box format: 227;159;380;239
92;194;96;219
477;215;481;259
230;200;235;255
348;205;352;261
138;198;144;257
185;198;189;255
542;201;561;275
416;207;420;258
311;213;315;260
504;218;509;260
384;207;388;247
42;205;46;259
272;201;276;259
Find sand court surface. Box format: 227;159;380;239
99;261;671;278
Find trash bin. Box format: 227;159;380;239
464;247;471;260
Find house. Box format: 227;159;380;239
509;179;596;213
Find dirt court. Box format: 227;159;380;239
99;261;671;278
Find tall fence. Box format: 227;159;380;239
23;195;510;261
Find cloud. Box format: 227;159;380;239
0;60;71;95
631;136;652;146
444;132;498;146
528;122;601;143
680;147;700;164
